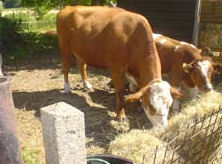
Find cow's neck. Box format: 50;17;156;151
139;50;162;87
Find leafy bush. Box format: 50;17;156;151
0;11;37;46
20;0;117;16
0;16;23;47
0;10;58;62
4;0;21;8
21;32;58;52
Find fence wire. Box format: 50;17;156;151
142;108;222;164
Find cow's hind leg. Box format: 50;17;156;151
110;68;126;119
61;49;71;93
77;59;93;91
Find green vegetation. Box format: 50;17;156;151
22;147;40;164
20;0;117;16
0;8;57;62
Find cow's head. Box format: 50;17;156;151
182;57;221;92
125;79;183;127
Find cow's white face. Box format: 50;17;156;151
142;81;173;127
197;60;213;90
184;59;213;92
125;74;183;127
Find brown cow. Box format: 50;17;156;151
57;6;182;126
126;33;222;110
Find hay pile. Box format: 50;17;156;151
108;130;183;164
108;89;222;163
199;23;222;53
158;90;222;138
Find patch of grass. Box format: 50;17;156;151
22;147;40;164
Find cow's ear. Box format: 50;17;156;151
212;63;222;74
125;84;150;102
182;63;192;74
124;92;143;102
200;47;213;57
170;87;184;98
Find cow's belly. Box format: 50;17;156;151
81;55;109;68
73;47;110;68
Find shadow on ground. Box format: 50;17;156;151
12;86;152;152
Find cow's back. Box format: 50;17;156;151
154;35;201;74
57;6;155;69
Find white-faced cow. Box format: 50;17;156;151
126;33;222;110
56;6;183;127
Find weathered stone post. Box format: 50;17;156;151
0;77;23;164
41;102;86;164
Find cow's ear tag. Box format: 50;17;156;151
182;63;190;73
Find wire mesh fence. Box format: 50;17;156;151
0;8;56;32
20;19;56;32
142;108;222;164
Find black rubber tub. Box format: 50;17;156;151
87;154;137;164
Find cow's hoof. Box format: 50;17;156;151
83;80;94;91
115;117;128;122
88;87;94;92
64;82;71;94
64;90;72;94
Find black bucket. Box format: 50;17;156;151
87;154;136;164
0;77;23;164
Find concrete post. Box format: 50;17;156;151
41;102;86;164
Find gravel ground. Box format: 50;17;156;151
6;52;150;164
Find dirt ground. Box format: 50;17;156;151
5;52;151;164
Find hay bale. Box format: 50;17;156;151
87;145;106;155
211;144;222;163
108;130;182;164
109;119;130;132
153;90;222;162
108;90;222;163
199;23;222;51
157;90;222;139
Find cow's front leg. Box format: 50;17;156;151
188;87;199;99
169;75;183;112
124;71;143;112
171;97;180;112
125;71;139;93
183;78;199;99
77;59;93;91
111;68;126;119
